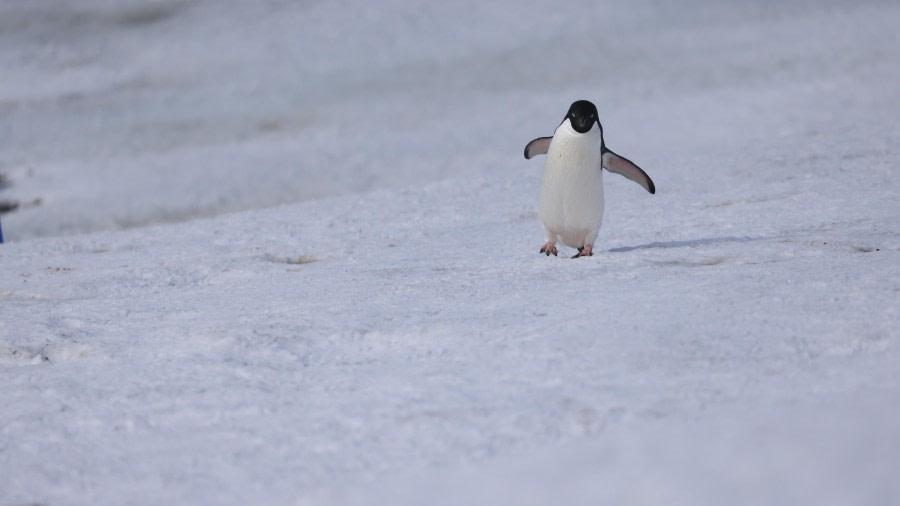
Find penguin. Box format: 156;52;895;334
524;100;655;258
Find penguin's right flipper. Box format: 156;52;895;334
524;137;552;159
602;149;656;194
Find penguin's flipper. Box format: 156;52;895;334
602;149;656;194
524;137;552;159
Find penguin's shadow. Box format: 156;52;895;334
608;236;760;253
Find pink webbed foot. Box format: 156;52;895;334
539;242;558;256
571;245;593;258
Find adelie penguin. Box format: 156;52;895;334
524;100;655;258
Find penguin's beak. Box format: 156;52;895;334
571;115;595;134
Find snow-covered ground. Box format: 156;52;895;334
2;0;900;505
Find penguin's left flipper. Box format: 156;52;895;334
602;149;656;194
524;137;552;159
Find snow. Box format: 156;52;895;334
2;0;900;505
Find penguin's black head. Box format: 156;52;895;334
565;100;599;134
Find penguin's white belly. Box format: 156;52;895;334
538;127;605;248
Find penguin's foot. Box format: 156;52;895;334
539;242;558;256
572;245;593;258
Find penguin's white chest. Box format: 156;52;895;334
537;123;605;248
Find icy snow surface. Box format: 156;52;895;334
1;0;900;505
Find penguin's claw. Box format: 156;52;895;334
572;245;593;258
539;243;558;256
